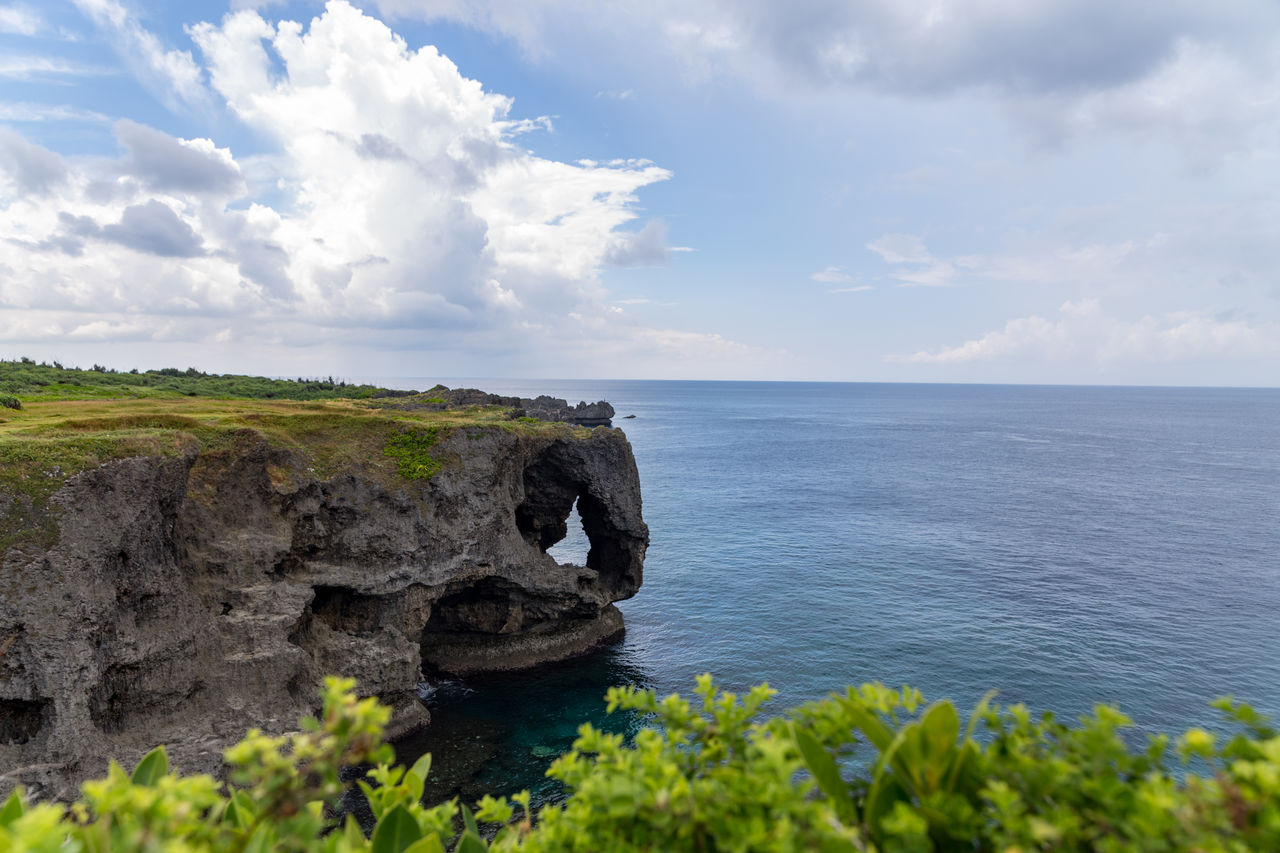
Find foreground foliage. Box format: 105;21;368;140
1;676;1277;852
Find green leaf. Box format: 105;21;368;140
344;814;367;848
227;790;257;828
130;746;169;786
943;690;996;795
409;752;433;783
222;797;242;828
456;831;489;853
403;837;446;853
0;790;24;828
461;804;479;837
359;780;383;819
793;724;855;823
864;725;913;831
920;701;959;757
405;752;432;802
243;823;274;853
372;804;423;853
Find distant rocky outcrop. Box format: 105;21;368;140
0;425;646;800
383;387;615;427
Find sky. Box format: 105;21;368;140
1;1;1278;385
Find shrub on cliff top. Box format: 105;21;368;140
1;677;1277;852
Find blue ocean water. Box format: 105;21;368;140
376;381;1280;802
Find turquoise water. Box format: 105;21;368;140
376;381;1280;803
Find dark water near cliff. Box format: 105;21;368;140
370;380;1280;803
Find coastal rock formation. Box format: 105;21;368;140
382;387;616;427
0;426;646;800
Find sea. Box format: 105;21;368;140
364;380;1280;804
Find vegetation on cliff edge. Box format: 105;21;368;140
0;359;586;556
0;357;403;401
1;676;1277;851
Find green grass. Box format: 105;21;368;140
0;362;590;557
384;426;444;480
0;358;404;401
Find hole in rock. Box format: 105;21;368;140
0;698;50;745
514;443;639;597
546;499;590;567
311;586;384;634
422;577;526;637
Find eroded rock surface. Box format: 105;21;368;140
382;387;616;427
0;426;646;799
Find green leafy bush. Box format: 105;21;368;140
2;676;1277;852
0;396;20;411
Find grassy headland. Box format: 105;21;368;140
0;359;582;554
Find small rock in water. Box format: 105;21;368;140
623;414;636;419
530;744;558;757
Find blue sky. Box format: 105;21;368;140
1;0;1278;384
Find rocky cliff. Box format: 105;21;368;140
0;420;647;800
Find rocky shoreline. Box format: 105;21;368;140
0;396;646;800
376;386;617;428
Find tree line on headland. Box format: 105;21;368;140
0;357;410;402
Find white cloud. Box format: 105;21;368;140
830;285;873;293
895;299;1278;365
0;5;40;36
1002;36;1280;165
0;56;117;78
602;219;671;267
0;102;110;122
115;119;244;196
0;130;67;194
867;233;956;287
0;2;748;374
866;234;931;265
99;200;206;258
70;0;208;108
375;1;1280;165
811;265;852;283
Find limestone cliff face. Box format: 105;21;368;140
0;426;647;799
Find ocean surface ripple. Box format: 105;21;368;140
376;380;1280;802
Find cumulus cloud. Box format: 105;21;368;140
115;119;244;195
100;200;205;258
603;219;670;267
0;131;67;195
895;299;1278;365
0;2;752;372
